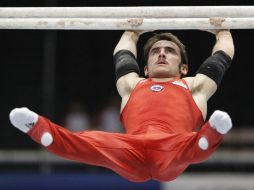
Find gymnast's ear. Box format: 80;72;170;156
180;64;188;76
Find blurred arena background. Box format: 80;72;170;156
0;0;254;189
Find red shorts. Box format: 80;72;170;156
28;116;223;182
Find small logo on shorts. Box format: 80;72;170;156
150;84;164;92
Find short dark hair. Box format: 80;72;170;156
143;33;188;65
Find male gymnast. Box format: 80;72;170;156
9;29;234;182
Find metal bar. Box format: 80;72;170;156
0;6;254;18
0;17;254;30
1;149;254;164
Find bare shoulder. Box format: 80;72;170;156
182;77;195;91
116;72;144;98
183;74;217;100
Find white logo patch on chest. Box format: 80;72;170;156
172;80;188;89
150;84;164;92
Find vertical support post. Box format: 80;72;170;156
41;0;58;175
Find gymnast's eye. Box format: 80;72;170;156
150;47;160;55
165;47;176;54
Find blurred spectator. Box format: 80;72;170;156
98;95;123;133
64;101;91;132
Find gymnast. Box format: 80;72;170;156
9;29;234;182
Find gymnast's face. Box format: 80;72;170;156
145;40;188;78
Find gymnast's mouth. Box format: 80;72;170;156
156;60;168;65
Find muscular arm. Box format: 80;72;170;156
185;30;234;118
114;31;139;57
113;31;143;98
212;30;234;59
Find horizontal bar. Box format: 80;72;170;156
0;17;254;30
0;6;254;18
1;149;254;164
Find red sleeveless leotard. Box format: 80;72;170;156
121;78;204;134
